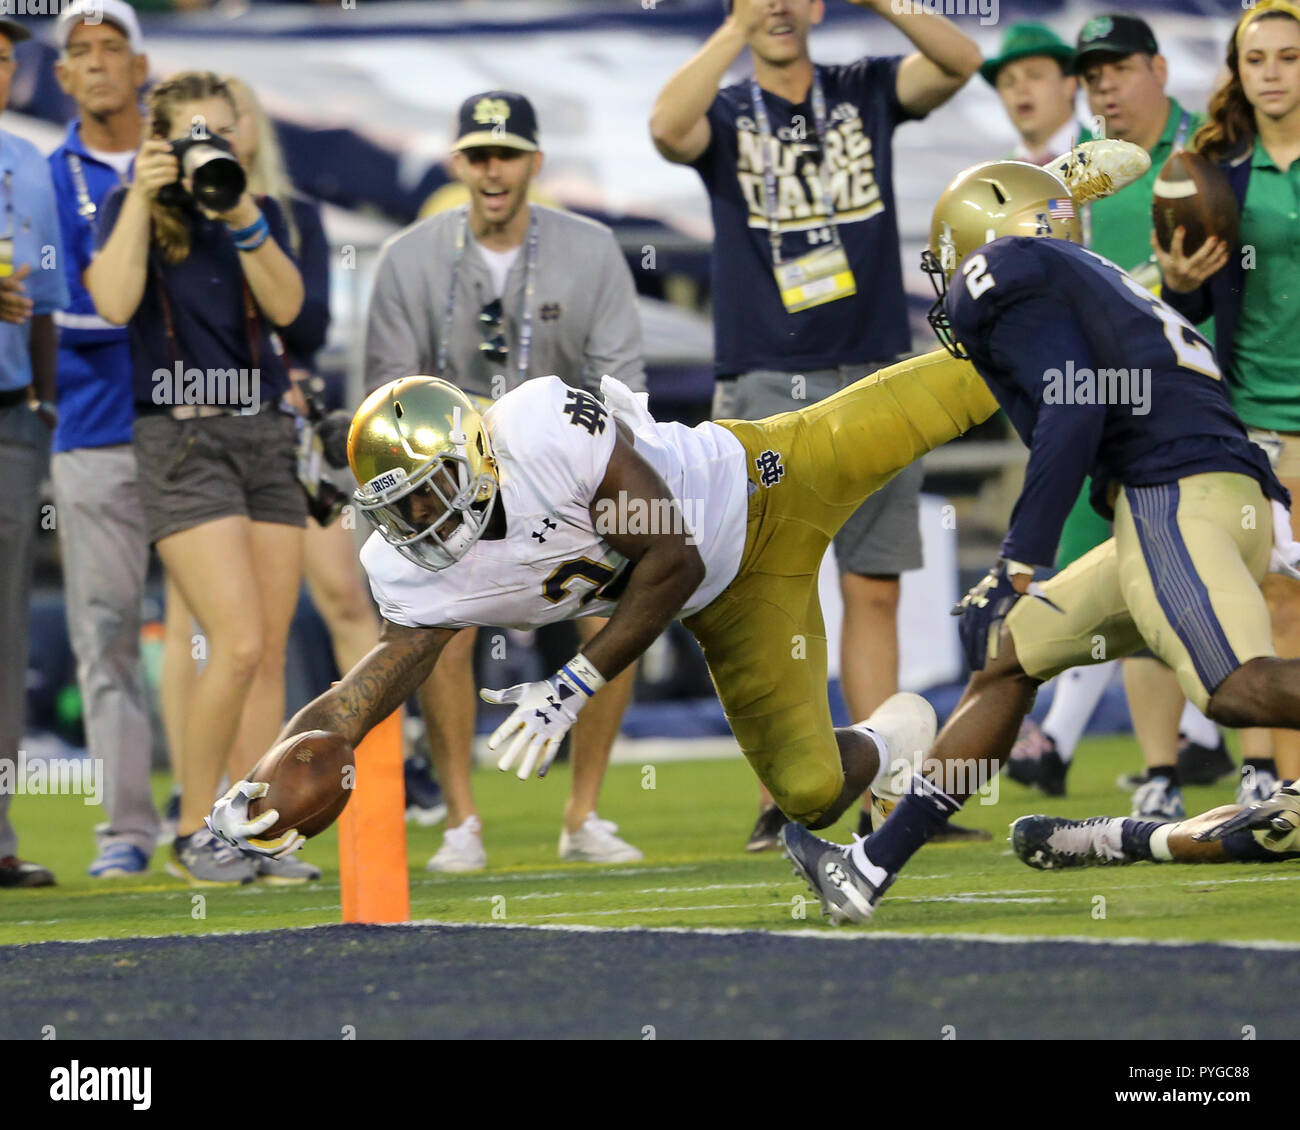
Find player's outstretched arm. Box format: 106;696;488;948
280;619;458;750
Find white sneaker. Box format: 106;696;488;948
1131;776;1185;821
426;815;486;873
858;692;939;824
559;812;643;863
1049;139;1151;204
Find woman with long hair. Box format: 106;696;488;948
1157;0;1300;794
87;71;308;885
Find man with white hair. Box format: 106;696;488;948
47;0;163;879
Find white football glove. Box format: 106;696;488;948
1269;500;1300;581
205;779;306;859
480;665;597;780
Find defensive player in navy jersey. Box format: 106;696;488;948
783;160;1300;921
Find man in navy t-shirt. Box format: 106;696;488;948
651;0;981;846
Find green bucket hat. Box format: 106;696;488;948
980;22;1076;86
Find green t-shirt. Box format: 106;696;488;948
1231;142;1300;432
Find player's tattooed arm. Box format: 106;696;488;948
582;431;706;681
279;620;458;748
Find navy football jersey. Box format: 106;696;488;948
945;236;1285;566
691;58;921;377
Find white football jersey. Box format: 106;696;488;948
361;375;749;630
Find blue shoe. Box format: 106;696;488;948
779;822;893;925
88;843;149;878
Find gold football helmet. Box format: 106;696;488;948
348;377;499;571
921;160;1082;358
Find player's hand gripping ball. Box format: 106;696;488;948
207;779;306;859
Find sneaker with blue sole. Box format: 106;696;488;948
779;822;893;925
88;843;149;878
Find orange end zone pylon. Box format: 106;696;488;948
338;710;410;923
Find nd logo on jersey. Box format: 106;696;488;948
736;102;884;235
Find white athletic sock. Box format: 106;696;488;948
1179;700;1219;748
1149;823;1176;861
855;725;893;793
1041;660;1118;762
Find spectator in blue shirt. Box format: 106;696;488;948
0;18;69;889
650;0;984;847
86;71;309;888
48;0;160;879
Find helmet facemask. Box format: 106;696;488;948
921;225;968;361
355;406;499;572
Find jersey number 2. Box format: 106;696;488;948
1118;273;1221;380
963;254;996;299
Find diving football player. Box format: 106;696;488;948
206;351;998;858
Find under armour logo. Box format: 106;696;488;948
532;518;557;543
825;862;849;888
562;390;607;435
755;449;785;488
539;302;562;323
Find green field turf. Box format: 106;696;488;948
1;735;1297;948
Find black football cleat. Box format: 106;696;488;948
779;822;892;924
1177;733;1235;787
1034;747;1069;797
1010;815;1130;870
1005;718;1068;796
745;804;785;853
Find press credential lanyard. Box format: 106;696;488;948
436;207;540;384
749;71;857;313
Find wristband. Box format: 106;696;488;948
229;212;270;251
560;653;606;698
1004;560;1035;578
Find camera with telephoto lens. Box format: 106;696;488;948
157;132;247;213
295;376;351;526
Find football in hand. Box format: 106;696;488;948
1152;149;1240;256
247;730;354;840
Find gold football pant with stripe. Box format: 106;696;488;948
1008;472;1276;713
682;349;997;825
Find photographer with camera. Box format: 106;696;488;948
86;72;309;887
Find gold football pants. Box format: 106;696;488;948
1008;472;1276;713
683;350;997;824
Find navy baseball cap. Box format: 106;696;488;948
452;91;539;153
